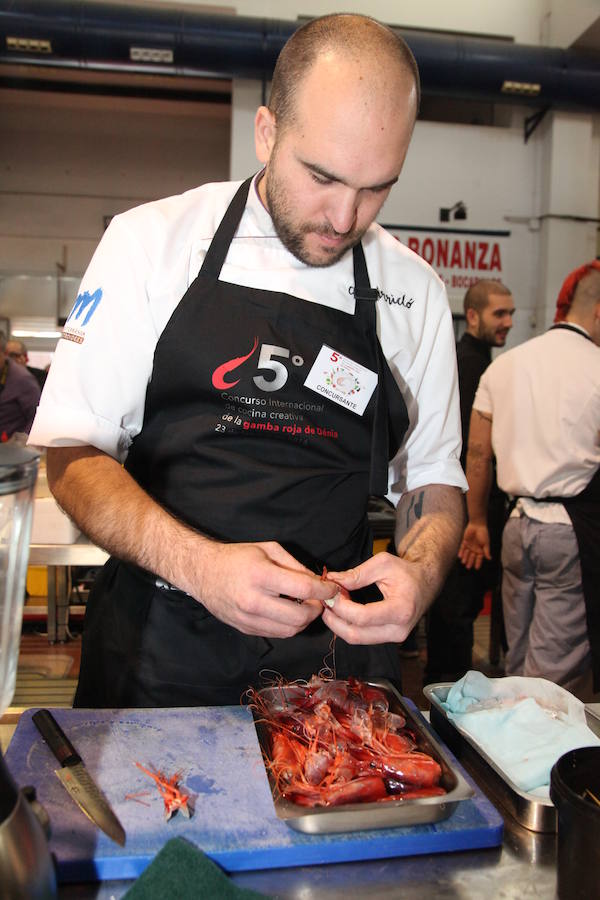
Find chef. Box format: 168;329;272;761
29;13;466;707
460;261;600;698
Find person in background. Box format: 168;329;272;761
424;280;515;684
29;14;467;708
460;261;600;700
0;331;41;441
6;337;48;389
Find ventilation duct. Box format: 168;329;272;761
1;1;599;110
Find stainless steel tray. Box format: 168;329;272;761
585;702;600;738
252;679;473;834
424;682;557;833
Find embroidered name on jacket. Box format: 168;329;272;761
349;285;414;308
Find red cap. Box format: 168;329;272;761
554;260;600;322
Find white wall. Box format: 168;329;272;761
380;119;541;348
152;0;549;44
1;0;599;350
0;85;231;341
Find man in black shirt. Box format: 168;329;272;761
6;337;47;390
424;280;515;685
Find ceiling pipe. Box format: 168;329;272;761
1;1;600;110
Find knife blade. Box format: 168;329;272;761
32;709;126;847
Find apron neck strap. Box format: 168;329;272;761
200;177;253;278
201;174;375;305
550;322;594;343
352;242;378;301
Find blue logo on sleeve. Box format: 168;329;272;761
67;288;103;327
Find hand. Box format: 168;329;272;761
186;540;337;638
458;523;491;570
320;552;426;645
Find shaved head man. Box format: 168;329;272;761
31;15;468;710
255;14;419;266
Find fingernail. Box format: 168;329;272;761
323;591;339;609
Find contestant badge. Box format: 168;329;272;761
304;345;377;415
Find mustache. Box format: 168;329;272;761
303;223;356;240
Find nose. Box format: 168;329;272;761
326;189;358;235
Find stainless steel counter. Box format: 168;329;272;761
28;538;109;643
58;788;558;898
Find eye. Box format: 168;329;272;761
310;172;332;186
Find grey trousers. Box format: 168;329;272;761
501;515;591;691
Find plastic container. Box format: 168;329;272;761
0;445;40;716
550;746;600;900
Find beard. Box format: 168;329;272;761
477;322;508;347
265;168;363;268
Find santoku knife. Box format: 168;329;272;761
32;709;126;847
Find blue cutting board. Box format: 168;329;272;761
5;704;502;883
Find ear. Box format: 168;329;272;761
254;106;277;165
465;308;479;331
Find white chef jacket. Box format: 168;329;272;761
473;324;600;523
30;175;467;505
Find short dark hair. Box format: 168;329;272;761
7;337;27;355
463;280;511;316
269;14;421;131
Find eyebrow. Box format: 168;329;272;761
302;160;399;192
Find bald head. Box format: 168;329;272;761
269;14;420;134
254;14;420;268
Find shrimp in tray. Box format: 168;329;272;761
246;675;446;809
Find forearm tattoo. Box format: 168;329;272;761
405;490;424;530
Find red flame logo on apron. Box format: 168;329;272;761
211;336;259;389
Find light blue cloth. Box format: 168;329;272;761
443;671;600;795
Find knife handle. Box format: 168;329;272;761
32;709;81;767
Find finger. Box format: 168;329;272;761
276;572;338;604
236;598;322;636
460;549;475;570
326;553;392;592
263;595;323;626
257;543;338;603
259;541;313;572
322;609;407;645
321;590;413;632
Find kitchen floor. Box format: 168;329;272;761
2;591;502;753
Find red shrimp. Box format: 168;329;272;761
269;731;304;785
348;677;390;711
289;775;389;808
386;782;447;799
249;675;447;808
365;751;442;787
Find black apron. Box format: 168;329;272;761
75;177;409;707
562;467;600;691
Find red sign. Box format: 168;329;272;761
384;227;509;295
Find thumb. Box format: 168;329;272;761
325;558;377;592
